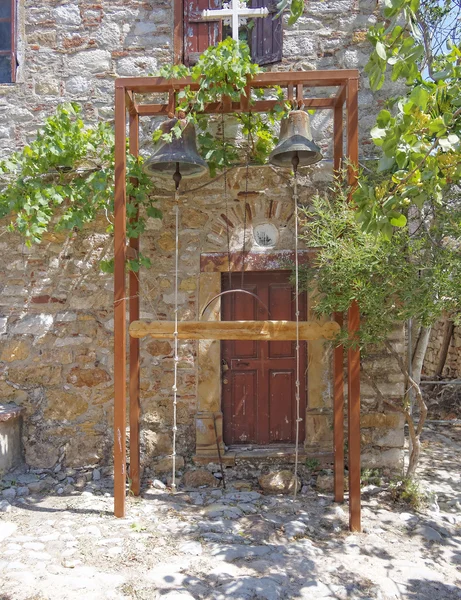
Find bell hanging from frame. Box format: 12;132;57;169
144;117;208;179
269;110;323;168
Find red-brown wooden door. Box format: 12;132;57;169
221;271;307;446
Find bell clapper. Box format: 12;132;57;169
173;162;182;191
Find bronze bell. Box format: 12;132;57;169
144;117;208;180
269;110;323;168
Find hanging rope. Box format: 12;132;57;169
240;112;251;288
222;111;232;289
171;164;181;493
292;155;301;502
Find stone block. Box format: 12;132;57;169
146;341;172;356
154;455;185;474
67;50;111;75
361;448;404;469
8;365;62;387
143;430;172;456
305;413;333;448
65;434;102;467
53;5;81;26
9;314;53;336
361;412;403;430
259;470;300;494
183;469;218;488
0;404;23;473
67;367;111;388
115;55;158;77
26;441;59;470
373;427;405;448
0;340;30;362
44;391;88;421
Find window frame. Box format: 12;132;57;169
0;0;16;84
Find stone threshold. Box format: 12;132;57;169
194;446;333;466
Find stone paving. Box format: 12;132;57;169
0;424;460;600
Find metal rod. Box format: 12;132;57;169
114;85;127;518
346;77;361;533
129;111;141;497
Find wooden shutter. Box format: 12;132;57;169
184;0;223;66
0;0;16;83
250;0;283;66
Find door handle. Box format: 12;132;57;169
237;361;250;366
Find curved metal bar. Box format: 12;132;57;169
200;289;271;318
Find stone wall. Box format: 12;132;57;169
0;0;406;474
423;320;460;379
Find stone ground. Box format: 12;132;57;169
0;424;460;600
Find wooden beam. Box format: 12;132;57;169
129;320;340;341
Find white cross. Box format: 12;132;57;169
202;1;269;42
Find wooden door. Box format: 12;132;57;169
222;271;307;446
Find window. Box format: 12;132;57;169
182;0;282;66
0;0;16;83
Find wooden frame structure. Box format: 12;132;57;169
113;69;361;531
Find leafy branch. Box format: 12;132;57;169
0;103;160;271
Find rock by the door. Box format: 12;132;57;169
183;469;219;488
259;470;300;494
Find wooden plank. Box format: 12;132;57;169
333;312;344;503
129;320;340;341
114;86;127;518
128;111;140;498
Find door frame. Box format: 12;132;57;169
194;251;333;463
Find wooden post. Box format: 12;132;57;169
333;89;345;503
333;312;345;503
129;111;141;497
347;76;361;532
114;84;127;518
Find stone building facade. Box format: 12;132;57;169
0;0;406;476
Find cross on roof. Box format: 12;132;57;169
201;0;269;42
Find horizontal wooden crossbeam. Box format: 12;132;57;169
129;320;340;341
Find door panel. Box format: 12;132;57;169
222;271;307;446
229;370;258;444
269;369;295;443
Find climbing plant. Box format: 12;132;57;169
0;103;158;271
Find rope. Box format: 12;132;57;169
222;111;232;289
241;113;251;288
171;167;181;493
292;157;301;502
